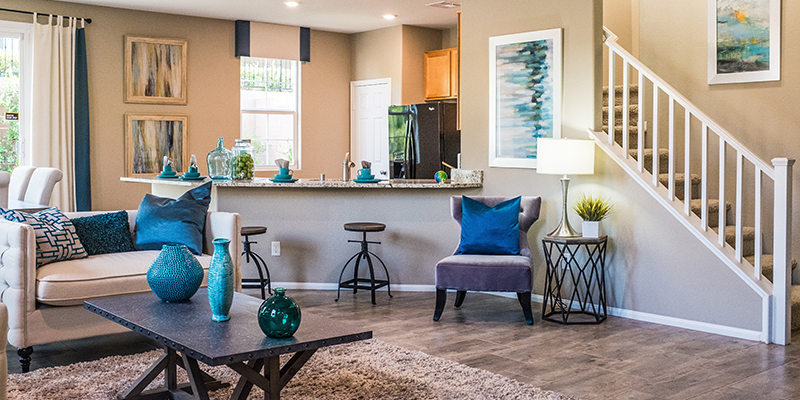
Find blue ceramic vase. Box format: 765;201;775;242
208;238;234;321
147;245;204;302
258;288;301;338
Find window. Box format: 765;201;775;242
240;57;300;169
0;21;32;173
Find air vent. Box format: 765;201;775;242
426;1;461;9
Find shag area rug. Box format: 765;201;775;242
8;339;577;400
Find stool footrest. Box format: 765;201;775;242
339;278;390;291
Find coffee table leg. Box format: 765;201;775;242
117;348;227;400
228;349;317;400
266;356;281;399
230;358;265;400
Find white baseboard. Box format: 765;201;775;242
489;292;763;341
262;282;762;341
270;282;437;292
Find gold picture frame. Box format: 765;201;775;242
125;114;188;177
124;36;188;105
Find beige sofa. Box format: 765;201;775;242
0;210;242;372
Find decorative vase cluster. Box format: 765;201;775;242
206;137;255;180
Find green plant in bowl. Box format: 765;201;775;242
572;194;613;221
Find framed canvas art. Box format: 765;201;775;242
125;114;188;177
708;0;780;84
125;36;188;104
489;28;562;169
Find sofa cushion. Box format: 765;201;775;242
1;207;88;267
134;181;212;255
70;210;136;256
36;251;212;306
435;254;532;292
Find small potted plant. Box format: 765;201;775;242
572;194;613;238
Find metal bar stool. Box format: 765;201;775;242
335;222;393;305
241;226;271;299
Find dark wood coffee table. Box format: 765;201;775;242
85;289;371;400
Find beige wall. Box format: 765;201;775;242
401;25;442;104
442;26;458;48
1;0;351;210
350;26;403;105
461;0;762;331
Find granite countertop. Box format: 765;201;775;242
121;176;482;189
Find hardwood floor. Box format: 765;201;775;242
7;289;800;399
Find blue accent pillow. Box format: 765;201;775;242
134;182;212;255
71;210;136;256
0;207;88;267
457;196;521;255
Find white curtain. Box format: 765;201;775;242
30;15;76;212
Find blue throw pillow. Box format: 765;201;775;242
456;196;521;255
134;182;211;255
0;207;88;267
71;210;136;256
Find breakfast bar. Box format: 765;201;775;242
121;177;483;291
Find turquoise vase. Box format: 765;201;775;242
258;288;301;338
147;245;204;302
207;137;233;180
208;238;234;321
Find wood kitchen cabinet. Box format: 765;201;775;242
424;47;458;101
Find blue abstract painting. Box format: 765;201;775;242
489;29;561;168
716;0;770;73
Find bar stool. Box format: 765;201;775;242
335;222;393;305
241;226;271;299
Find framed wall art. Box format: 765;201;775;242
125;114;188;177
489;28;562;169
708;0;780;84
124;36;188;104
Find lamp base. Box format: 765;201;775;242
548;175;581;238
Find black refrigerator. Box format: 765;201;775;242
387;102;460;179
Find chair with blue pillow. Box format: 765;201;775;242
433;196;541;324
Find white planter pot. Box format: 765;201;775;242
582;221;602;238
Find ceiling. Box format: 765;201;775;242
54;0;461;34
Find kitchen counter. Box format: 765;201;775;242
120;177;482;189
121;173;487;289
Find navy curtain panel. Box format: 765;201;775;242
74;27;91;211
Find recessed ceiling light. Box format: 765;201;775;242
383;14;397;20
284;1;299;7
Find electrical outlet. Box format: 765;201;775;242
271;241;280;256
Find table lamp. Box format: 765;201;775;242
536;138;596;237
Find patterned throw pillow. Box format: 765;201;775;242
0;207;88;267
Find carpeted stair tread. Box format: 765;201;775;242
629;148;670;173
792;285;800;331
603;85;640;107
603;125;640;149
690;199;731;228
658;173;701;199
747;254;798;283
711;225;756;257
602;104;639;126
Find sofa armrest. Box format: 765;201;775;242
0;219;36;349
203;212;242;291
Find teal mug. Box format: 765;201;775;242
276;168;293;179
357;168;373;179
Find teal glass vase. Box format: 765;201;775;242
208;238;234;322
258;288;301;338
207;137;232;180
147;245;204;302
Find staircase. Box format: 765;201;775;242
594;28;795;344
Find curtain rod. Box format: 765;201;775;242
0;7;92;24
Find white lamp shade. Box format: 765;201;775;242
536;138;595;175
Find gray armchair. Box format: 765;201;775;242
433;196;542;324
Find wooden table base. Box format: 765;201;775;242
118;347;318;400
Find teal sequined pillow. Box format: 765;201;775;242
71;210;136;256
0;207;88;267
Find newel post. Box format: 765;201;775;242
772;158;794;345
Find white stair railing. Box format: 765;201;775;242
595;27;794;344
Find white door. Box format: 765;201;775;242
350;78;391;179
